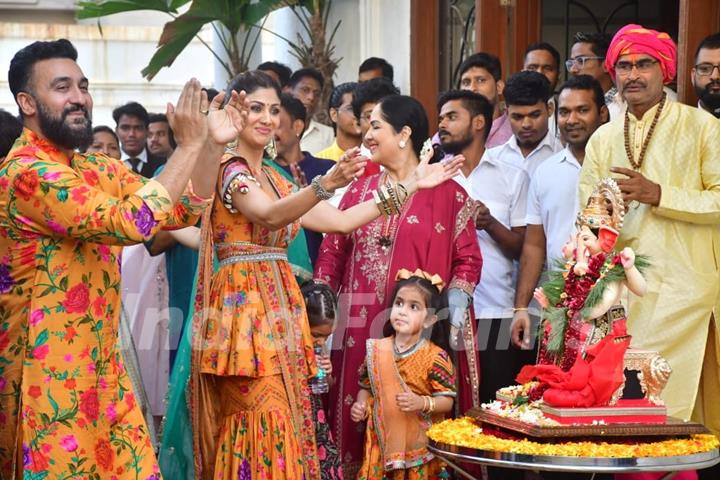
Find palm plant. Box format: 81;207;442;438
77;0;341;91
265;0;341;122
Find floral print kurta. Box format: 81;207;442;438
0;129;208;479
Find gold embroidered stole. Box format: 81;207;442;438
366;337;434;470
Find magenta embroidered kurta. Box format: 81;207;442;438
314;173;482;475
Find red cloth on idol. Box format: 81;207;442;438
605;24;677;84
517;322;630;408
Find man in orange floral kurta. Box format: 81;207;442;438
0;39;233;479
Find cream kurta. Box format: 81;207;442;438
579;101;720;433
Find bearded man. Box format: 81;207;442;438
0;39;245;478
692;32;720;118
438;89;531;406
578;25;720;440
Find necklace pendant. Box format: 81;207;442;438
379;236;392;249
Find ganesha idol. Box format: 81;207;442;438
511;178;671;415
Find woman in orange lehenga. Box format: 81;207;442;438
189;71;463;480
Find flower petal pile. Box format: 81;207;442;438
428;417;719;458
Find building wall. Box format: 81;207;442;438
0;8;214;129
260;0;411;92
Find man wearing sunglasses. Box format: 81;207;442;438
692;33;720;118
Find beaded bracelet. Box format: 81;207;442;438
310;175;335;201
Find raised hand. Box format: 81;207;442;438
208;89;249;145
167;78;209;150
620;247;636;268
414;154;464;190
321;147;367;191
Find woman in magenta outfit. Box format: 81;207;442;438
314;95;482;477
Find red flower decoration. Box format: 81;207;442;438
92;296;107;317
32;344;49;360
95;438;115;471
13;169;40;201
79;388;100;422
82;169;99;186
63;284;90;314
28;450;49;472
28;385;42;399
64;326;77;342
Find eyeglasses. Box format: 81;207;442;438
694;63;720;76
614;59;659;75
565;56;604;70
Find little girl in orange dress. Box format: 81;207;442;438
351;269;455;480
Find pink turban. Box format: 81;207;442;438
605;24;677;84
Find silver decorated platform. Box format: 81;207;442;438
429;441;720;477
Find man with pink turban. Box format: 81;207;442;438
579;24;720;447
603;24;679;118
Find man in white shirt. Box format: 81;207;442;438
510;75;608;349
288;68;334;154
437;89;531;405
487;70;562;178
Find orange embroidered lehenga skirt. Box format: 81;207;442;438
189;157;320;480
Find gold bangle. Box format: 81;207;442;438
422;396;428;413
388;184;400;214
513;307;528;312
429;396;435;413
396;182;408;204
372;190;383;213
388;183;402;214
374;187;389;216
378;185;396;216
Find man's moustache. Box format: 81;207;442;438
63;105;89;118
621;81;644;92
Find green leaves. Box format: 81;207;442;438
76;0;189;19
76;0;339;86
